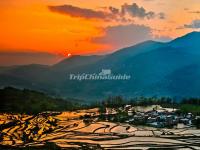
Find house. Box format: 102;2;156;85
180;118;190;125
128;110;133;116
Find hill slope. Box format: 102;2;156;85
0;87;82;114
0;32;200;100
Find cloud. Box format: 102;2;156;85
121;3;155;19
92;24;152;49
189;11;200;14
154;35;172;42
158;12;165;19
48;3;164;21
48;5;112;20
0;51;63;66
184;20;200;29
108;6;120;15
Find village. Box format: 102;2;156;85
102;105;200;129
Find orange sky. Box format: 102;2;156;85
0;0;200;64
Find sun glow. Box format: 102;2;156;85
67;53;72;57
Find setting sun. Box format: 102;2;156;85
67;53;72;57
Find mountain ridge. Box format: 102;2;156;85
0;31;200;100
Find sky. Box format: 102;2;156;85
0;0;200;66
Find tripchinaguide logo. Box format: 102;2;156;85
69;69;131;81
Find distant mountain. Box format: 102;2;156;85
169;31;200;51
0;32;200;101
52;55;105;71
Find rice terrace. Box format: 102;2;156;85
1;106;200;150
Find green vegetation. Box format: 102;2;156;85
193;117;200;129
0;87;85;114
179;104;200;115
